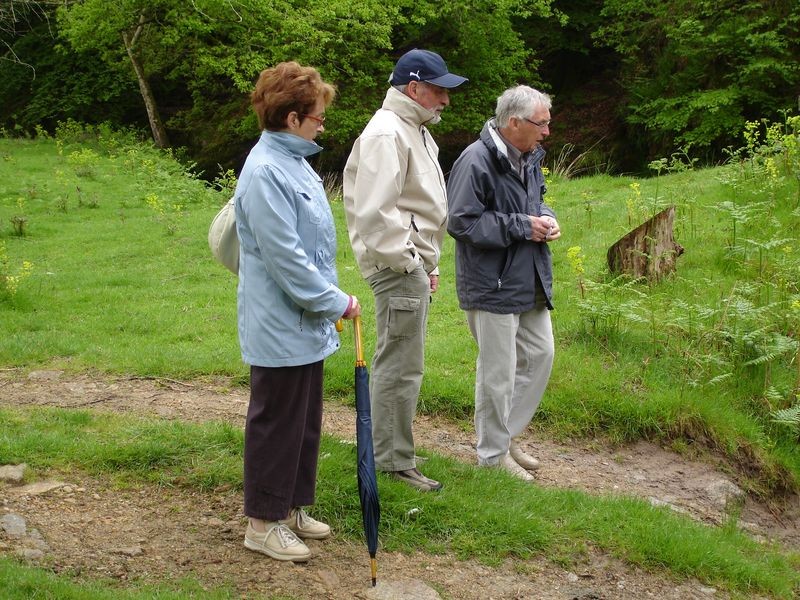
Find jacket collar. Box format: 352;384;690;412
261;130;323;158
382;87;439;126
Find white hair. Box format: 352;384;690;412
495;85;552;127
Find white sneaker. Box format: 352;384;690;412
499;452;535;481
280;507;331;540
244;522;311;562
509;439;541;471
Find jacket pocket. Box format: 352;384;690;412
496;249;516;290
297;189;323;224
388;296;421;340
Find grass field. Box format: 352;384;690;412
1;124;799;597
1;125;798;494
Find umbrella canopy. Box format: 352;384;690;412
352;316;380;586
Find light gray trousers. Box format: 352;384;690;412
367;266;430;472
466;307;554;466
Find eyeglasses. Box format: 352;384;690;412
302;113;326;125
521;117;551;128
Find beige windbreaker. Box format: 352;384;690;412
343;87;448;278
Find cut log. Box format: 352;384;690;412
607;205;684;281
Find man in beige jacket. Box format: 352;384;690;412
343;49;467;491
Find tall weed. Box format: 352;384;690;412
0;241;33;299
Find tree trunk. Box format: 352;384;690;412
121;14;169;149
607;205;684;281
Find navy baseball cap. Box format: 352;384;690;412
389;49;468;88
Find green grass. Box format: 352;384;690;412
0;406;243;488
0;556;238;599
1;131;799;494
1;127;800;596
2;405;798;598
0;137;239;377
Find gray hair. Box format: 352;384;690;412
495;85;552;128
393;82;436;95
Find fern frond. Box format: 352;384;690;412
772;404;800;427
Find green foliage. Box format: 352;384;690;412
0;15;144;135
3;0;800;174
595;0;800;158
556;116;800;441
52;0;560;172
0;241;33;299
772;403;800;436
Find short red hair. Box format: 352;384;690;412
251;62;336;131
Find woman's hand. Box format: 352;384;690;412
342;295;361;319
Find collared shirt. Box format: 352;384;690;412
495;128;529;180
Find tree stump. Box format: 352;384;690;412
607;205;684;281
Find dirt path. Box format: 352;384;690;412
1;369;797;599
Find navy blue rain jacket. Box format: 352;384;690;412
447;120;556;314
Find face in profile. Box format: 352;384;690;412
517;108;551;152
411;81;450;124
294;96;326;141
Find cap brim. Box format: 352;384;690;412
425;73;468;88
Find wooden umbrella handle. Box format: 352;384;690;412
353;315;365;367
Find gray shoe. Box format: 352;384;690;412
499;452;535;481
388;467;443;492
509;439;541;471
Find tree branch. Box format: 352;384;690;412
129;11;146;49
1;39;35;77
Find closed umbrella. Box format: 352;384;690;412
351;315;380;586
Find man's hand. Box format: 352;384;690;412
530;216;561;242
429;274;440;294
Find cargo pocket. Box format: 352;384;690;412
388;296;420;340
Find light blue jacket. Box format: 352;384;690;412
234;131;349;367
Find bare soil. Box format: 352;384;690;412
1;369;798;599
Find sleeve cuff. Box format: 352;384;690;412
342;295;354;319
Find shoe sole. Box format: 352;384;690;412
499;458;536;481
503;468;535;481
244;538;311;562
391;475;443;492
292;529;331;540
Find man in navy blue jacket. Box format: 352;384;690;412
447;85;561;480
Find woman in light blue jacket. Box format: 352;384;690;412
234;62;360;563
